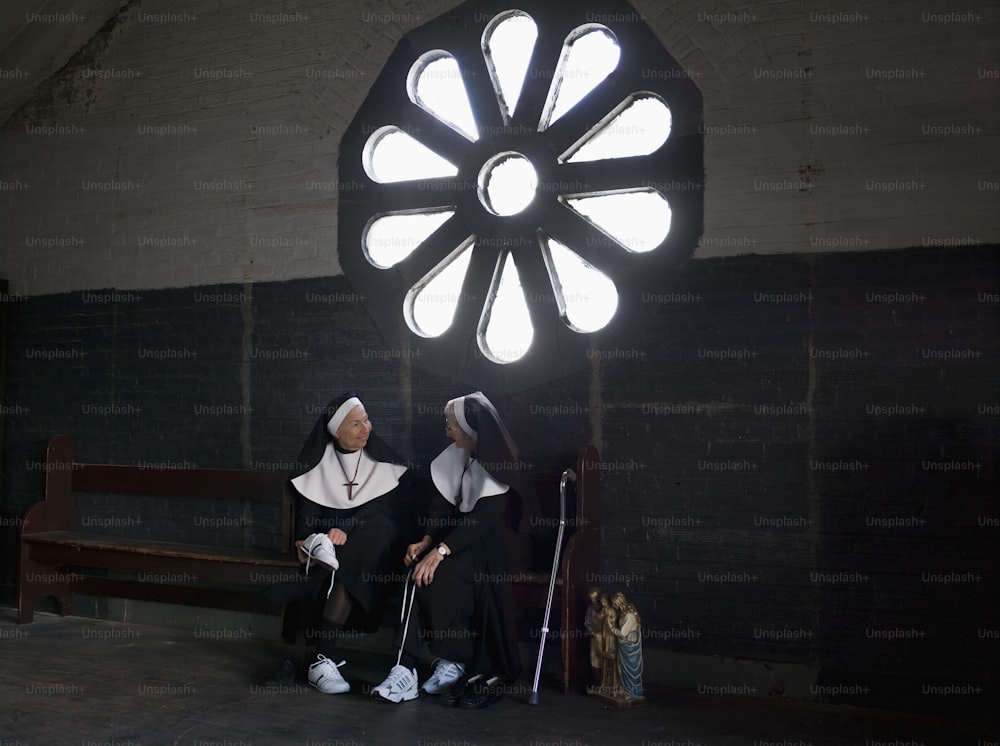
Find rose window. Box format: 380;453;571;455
338;0;703;389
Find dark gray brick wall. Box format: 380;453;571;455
2;245;997;716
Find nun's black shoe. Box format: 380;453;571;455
457;676;504;709
441;674;478;707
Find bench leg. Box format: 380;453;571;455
18;598;34;625
19;559;74;623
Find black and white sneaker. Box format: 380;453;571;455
300;533;339;597
301;533;340;572
307;654;350;694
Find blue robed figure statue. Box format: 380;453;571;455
610;591;644;699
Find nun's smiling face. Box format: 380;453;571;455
334;405;372;451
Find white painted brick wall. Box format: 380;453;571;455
0;0;996;295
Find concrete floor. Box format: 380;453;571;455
0;609;993;746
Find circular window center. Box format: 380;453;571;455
477;151;537;216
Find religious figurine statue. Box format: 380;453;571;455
585;588;645;706
610;591;644;700
583;586;602;686
585;591;619;697
599;594;619;690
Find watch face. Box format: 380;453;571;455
437;546;447;556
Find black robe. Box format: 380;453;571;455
263;393;423;641
414;488;523;683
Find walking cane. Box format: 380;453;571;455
529;467;576;705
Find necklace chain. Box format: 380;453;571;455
337;449;363;500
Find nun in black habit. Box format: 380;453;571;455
262;391;419;694
371;391;533;708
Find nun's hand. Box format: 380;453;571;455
404;539;431;567
412;552;442;587
327;528;348;546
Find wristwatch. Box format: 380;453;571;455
437;544;449;557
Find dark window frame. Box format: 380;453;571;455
338;0;704;392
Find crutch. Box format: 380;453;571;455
529;467;576;705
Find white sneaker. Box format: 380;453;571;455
371;664;419;703
307;654;350;694
421;659;465;694
301;533;339;597
301;533;340;572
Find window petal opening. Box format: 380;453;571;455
407;51;479;142
562;188;671;253
561;93;672;163
538;24;620;131
482;10;538;122
404;236;476;337
363;208;456;269
362;125;459;183
539;234;618;332
478;251;533;363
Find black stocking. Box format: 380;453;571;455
316;581;353;659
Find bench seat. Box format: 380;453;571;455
20;533;299;620
18;434;296;623
22;531;299;580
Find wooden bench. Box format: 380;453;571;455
19;434;601;694
512;444;601;694
18;434;298;624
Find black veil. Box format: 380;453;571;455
458;392;541;547
291;390;405;483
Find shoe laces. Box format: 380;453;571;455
314;653;346;671
302;534;325;574
383;665;413;688
302;534;337;598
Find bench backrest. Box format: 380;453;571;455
39;434;293;551
523;445;600;574
38;435;600;564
